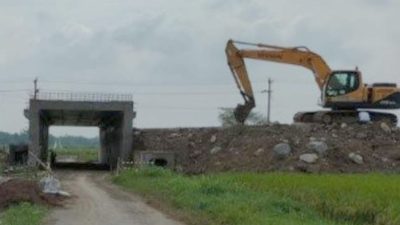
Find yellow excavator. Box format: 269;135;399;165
225;39;400;125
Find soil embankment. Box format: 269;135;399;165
134;123;400;173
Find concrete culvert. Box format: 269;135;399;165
151;158;168;167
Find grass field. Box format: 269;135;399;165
113;167;400;225
54;148;98;162
0;203;47;225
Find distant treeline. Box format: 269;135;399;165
0;131;99;148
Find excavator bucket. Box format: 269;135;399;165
234;100;255;124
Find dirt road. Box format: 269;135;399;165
46;171;184;225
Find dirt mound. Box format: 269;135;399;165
0;179;65;209
133;123;400;174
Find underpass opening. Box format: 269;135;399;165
49;126;104;170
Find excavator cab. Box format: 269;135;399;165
325;71;360;98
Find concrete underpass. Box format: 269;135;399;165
25;93;135;169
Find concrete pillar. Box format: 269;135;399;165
40;124;49;162
121;103;133;161
109;126;121;169
28;102;40;166
99;127;106;164
99;126;111;164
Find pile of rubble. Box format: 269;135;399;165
0;177;67;209
133;122;400;174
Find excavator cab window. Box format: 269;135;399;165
325;71;359;97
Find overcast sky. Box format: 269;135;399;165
0;0;400;137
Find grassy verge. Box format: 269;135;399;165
54;148;98;162
113;167;400;225
0;203;47;225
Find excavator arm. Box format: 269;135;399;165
225;39;332;123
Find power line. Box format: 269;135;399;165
0;80;31;84
38;79;313;87
0;77;313;97
0;89;30;93
39;89;238;96
136;106;218;111
135;102;222;110
38;88;243;96
0;73;315;87
0;87;271;96
39;80;239;87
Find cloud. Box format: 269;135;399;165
0;0;399;135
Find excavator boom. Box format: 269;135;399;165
225;39;331;123
225;41;255;123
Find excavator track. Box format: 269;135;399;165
294;110;397;125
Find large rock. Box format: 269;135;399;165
355;132;368;139
210;135;217;143
309;137;317;142
210;146;222;155
39;176;61;194
380;122;391;133
299;153;319;164
307;141;328;156
390;152;400;161
348;153;363;165
169;133;181;138
254;148;265;156
273;143;292;159
293;123;312;132
188;142;196;148
191;150;202;157
0;176;11;184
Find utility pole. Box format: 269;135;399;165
33;78;39;99
267;78;272;124
262;78;273;124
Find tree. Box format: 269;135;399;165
218;108;268;127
